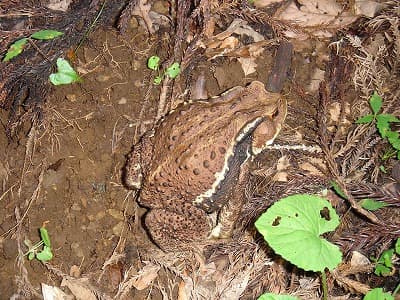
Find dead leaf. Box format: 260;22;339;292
238;57;257;76
299;157;326;176
132;262;160;290
69;265;81;278
61;277;96;300
350;251;370;267
276;0;358;38
42;283;73;300
307;68;325;93
254;0;283;8
46;0;72;11
132;0;154;34
354;0;383;18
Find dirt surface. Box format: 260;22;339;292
0;3;399;299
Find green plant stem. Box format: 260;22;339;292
74;0;107;54
321;271;328;300
393;282;400;296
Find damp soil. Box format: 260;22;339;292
0;24;346;299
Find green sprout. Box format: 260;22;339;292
3;29;63;62
356;92;400;160
49;58;81;85
24;224;53;262
146;55;181;85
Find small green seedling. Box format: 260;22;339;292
255;194;343;300
257;293;298;300
49;58;81;85
24;225;53;262
146;55;181;85
371;238;400;277
359;198;388;211
3;29;63;62
330;181;389;211
356;92;400;160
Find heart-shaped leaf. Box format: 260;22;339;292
49;58;81;85
165;62;180;79
255;194;342;272
147;55;160;70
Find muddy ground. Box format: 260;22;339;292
0;5;398;300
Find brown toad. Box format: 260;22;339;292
125;81;287;249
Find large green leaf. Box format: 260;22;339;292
255;194;342;272
49;58;81;85
3;38;28;62
364;288;393;300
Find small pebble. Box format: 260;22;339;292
96;74;111;82
107;209;124;221
112;222;125;236
71;242;84;258
118;97;127;105
65;94;77;102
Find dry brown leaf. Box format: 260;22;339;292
276;0;358;38
46;0;72;11
238;57;257;76
132;262;160;290
299;157;326;176
350;251;370;267
307;68;325;92
354;0;383;18
132;0;154;34
219;36;240;50
42;283;73;300
61;277;96;300
254;0;283;8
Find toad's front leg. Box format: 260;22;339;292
210;163;250;239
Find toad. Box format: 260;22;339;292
124;80;287;249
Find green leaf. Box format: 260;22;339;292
3;38;28;62
258;293;299;300
369;92;382;115
364;288;394;300
375;264;392;276
255;194;342;272
31;30;63;40
360;199;388;211
379;165;387;173
356;114;374;124
330;181;348;199
378;249;394;267
36;245;53;261
28;252;35;260
49;58;81;85
147;56;160;70
153;76;162;85
165;62;180;79
395;238;400;254
39;227;51;248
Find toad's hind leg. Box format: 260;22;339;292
210;163;250;239
145;203;211;250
